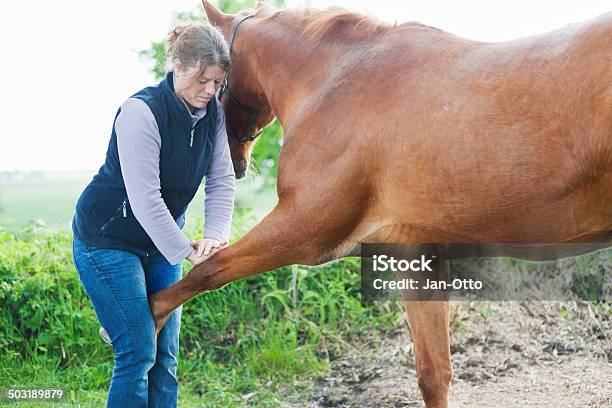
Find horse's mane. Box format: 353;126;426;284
266;7;395;41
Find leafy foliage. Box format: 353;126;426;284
0;217;397;406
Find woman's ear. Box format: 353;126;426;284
173;58;183;74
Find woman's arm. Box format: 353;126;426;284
115;98;193;265
203;97;236;243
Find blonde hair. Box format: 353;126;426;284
165;21;230;72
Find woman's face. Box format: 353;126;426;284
174;61;226;111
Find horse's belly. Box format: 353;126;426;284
372;169;611;243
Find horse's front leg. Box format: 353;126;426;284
148;199;342;334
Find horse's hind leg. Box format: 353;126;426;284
404;300;452;408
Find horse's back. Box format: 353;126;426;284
283;10;611;245
333;12;612;244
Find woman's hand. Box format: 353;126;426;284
186;238;228;265
192;237;228;256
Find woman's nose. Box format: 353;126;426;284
205;82;216;95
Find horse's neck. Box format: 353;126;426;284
246;26;338;127
245;20;441;127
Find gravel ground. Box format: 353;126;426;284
284;301;611;407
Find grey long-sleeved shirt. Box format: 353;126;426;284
115;95;236;265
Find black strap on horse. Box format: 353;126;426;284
217;13;264;144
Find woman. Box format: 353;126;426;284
71;21;235;407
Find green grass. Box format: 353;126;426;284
0;207;398;407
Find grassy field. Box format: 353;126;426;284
0;171;278;230
0;221;397;407
0;171;398;407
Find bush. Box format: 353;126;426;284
0;214;398;406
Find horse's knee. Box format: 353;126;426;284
417;366;452;405
186;262;224;292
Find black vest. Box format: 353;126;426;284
72;72;218;256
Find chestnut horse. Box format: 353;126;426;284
150;2;612;406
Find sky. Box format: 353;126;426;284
0;0;610;171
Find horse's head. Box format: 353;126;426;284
203;0;276;179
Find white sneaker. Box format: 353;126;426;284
99;327;112;345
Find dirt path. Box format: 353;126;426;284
286;302;611;407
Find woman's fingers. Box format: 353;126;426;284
203;240;217;256
189;238;224;259
196;239;218;257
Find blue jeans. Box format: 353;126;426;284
72;236;182;408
